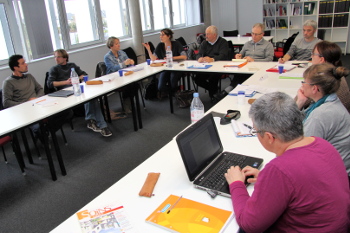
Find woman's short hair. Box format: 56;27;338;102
249;92;304;142
54;49;69;62
8;54;23;71
106;36;119;49
161;28;174;40
304;63;349;95
313;41;342;67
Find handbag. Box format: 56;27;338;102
175;90;195;108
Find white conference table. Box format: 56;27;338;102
50;62;306;232
223;36;274;46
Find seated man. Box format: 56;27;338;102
215;23;274;100
47;49;112;137
225;92;349;232
279;20;321;63
2;54;68;141
194;25;228;101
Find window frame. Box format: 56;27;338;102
0;0;23;65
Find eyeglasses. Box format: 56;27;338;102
301;80;317;85
160;33;166;37
251;32;263;36
54;56;63;58
249;128;264;136
311;52;323;57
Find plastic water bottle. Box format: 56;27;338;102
190;92;204;123
70;68;81;96
166;46;173;68
237;90;245;105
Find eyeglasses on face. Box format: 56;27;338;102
251;32;263;36
54;56;63;58
311;52;323;57
250;128;264;136
301;80;316;85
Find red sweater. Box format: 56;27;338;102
230;137;349;232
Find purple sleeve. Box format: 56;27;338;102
230;164;293;232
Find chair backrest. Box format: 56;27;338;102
196;34;205;45
283;31;299;55
44;72;56;94
123;47;138;65
264;30;271;36
0;88;3;110
145;41;155;60
95;62;107;78
175;37;190;52
223;30;239;37
227;41;235;60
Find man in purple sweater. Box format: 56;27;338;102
225;92;349;232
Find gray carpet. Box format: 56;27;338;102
0;77;229;233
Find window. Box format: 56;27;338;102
139;0;200;33
171;0;186;27
0;3;14;62
139;0;151;31
1;0;199;65
100;0;130;39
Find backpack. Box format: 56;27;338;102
144;77;158;100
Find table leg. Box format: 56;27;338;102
40;122;57;181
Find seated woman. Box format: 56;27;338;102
297;63;350;176
143;28;187;99
225;92;349;232
104;36;137;114
297;40;350;113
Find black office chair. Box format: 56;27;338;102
223;30;239;37
122;47;146;109
0;89;25;173
283;31;299;55
145;41;155;60
175;37;189;51
264;30;271;36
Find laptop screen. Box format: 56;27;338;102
176;114;223;181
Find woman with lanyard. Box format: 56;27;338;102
143;28;187;99
296;63;350;179
297;41;350;113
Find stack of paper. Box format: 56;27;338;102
122;65;144;72
228;84;256;97
231;120;256;137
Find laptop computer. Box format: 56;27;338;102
48;90;74;97
176;113;263;197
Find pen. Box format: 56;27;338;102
243;124;253;130
167;195;182;214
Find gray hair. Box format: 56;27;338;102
106;36;119;49
303;20;317;30
249;92;304;142
253;23;265;32
206;25;218;35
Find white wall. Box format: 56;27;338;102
209;0;263;37
210;0;238;37
237;0;263;35
0;25;204;87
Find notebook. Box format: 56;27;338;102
48;90;74;97
176;113;263;197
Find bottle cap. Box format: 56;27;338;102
193;92;199;98
238;91;245;95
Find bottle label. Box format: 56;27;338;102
191;109;204;123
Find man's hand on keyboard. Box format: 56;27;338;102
242;166;259;184
225;166;245;185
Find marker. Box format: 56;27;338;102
167;195;182;214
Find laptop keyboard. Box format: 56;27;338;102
200;152;248;190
